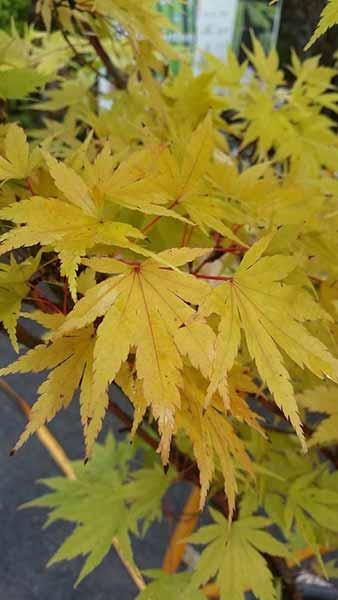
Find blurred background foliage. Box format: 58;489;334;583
0;0;31;30
1;0;336;65
279;0;337;65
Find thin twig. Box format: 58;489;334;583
80;22;128;89
142;200;179;235
162;485;201;574
194;273;233;282
61;30;112;81
25;178;35;195
113;538;146;591
257;390;338;468
192;244;246;275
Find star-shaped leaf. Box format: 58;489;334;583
202;235;338;447
54;247;213;459
190;510;288;600
22;434;138;586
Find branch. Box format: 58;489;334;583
16;324;42;349
142;200;179;236
192;243;247;275
80;22;128;89
267;556;303;600
194;273;233;282
61;30;110;80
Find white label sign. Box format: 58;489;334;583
194;0;238;63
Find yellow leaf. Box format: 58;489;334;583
203;236;338;448
89;144;191;221
305;0;338;49
151;116;245;244
0;195;143;300
0;325;95;452
0;253;41;351
176;367;255;516
180;114;214;194
44;152;97;217
0;124;30;182
56;248;212;459
116;363;149;436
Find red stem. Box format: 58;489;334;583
26;178;34;195
213;244;247;253
194;273;233;282
180;222;190;247
28;284;63;314
192;243;246;275
142;200;179;236
112;256;234;283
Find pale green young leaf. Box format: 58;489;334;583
125;463;176;534
136;572;205;600
284;467;338;542
0;68;48;100
23;434;176;586
23;435;137;586
190;511;288;600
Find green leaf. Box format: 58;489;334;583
125;463;176;535
136;572;205;600
23;434;175;585
0;68;49;99
23;434;137;585
190;510;288;600
284;466;338;563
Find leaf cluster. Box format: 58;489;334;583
0;2;338;597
